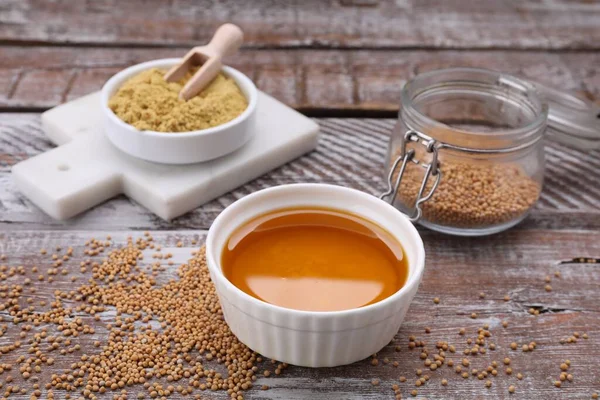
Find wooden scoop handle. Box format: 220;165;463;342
165;23;244;100
203;23;244;58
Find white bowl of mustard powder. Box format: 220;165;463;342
101;58;257;164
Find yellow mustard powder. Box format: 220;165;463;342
108;68;248;133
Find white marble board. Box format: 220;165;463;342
12;91;319;220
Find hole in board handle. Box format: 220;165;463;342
57;163;70;171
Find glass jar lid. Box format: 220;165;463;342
534;81;600;150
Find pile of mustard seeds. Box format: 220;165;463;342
392;156;541;228
0;235;281;400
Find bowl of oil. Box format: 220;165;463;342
206;183;426;367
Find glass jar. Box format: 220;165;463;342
383;68;548;236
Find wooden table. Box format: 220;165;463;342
1;1;599;399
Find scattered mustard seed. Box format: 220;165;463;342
560;363;568;371
433;297;440;304
509;385;516;393
560;373;567;382
371;378;380;386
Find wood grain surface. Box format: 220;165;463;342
1;117;600;231
1;47;599;111
1;1;600;398
0;227;597;399
1;0;600;112
2;0;599;50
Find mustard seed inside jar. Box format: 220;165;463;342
383;67;599;236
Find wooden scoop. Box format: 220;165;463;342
164;23;244;101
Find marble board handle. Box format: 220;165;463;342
12;136;120;220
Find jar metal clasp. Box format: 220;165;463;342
380;130;442;222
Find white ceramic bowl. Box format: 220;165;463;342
206;183;426;367
100;58;258;164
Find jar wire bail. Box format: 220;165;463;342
380;130;442;222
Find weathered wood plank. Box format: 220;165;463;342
0;229;597;399
0;47;599;110
1;115;599;231
1;0;599;50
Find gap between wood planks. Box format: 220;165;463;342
0;106;400;118
0;105;595;119
2;46;598;111
4;40;600;52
